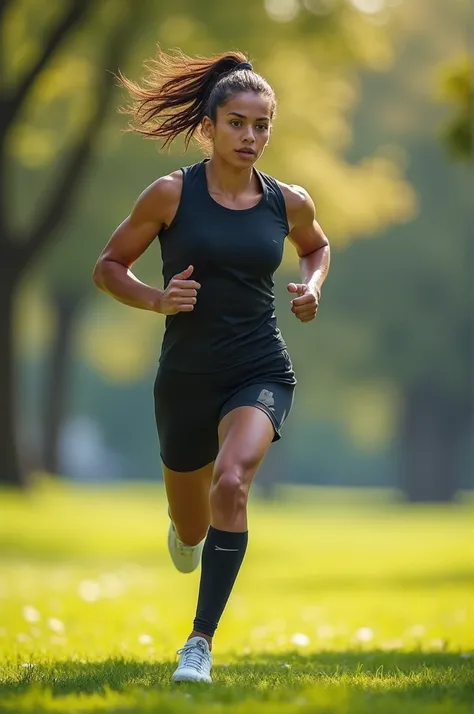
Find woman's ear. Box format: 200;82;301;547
201;116;214;141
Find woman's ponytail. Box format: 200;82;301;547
119;48;275;150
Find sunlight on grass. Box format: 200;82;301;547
0;482;472;712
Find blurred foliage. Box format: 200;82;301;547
437;56;473;162
302;0;473;499
319;0;471;400
5;0;472;493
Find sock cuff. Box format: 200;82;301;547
207;525;248;549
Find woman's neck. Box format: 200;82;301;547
205;155;257;200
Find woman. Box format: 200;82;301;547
93;49;330;683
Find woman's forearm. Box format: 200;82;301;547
300;244;330;296
93;259;163;312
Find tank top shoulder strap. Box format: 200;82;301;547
179;161;206;198
161;162;205;233
255;170;290;235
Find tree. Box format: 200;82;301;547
313;0;473;501
0;0;145;485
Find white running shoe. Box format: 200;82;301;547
167;520;205;573
171;636;213;683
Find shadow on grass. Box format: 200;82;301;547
1;651;471;699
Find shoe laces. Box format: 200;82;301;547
177;640;209;670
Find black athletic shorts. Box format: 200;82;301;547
153;349;296;472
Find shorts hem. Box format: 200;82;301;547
219;402;282;442
160;453;216;474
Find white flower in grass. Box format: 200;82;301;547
138;634;153;645
16;633;31;643
23;606;40;623
381;639;404;651
317;624;335;640
291;632;310;647
21;663;35;668
406;624;425;638
251;625;269;639
99;573;124;599
141;605;159;623
430;638;446;650
355;627;374;643
78;580;101;602
48;618;64;633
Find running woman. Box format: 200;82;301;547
93;49;330;683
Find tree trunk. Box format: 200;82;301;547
0;275;26;487
42;291;84;475
399;385;471;502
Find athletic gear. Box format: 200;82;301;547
171;636;213;683
154;349;295;472
158;159;290;373
193;526;248;637
167;520;205;573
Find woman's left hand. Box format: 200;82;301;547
287;282;320;323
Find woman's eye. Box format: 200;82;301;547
230;120;241;127
256;124;268;131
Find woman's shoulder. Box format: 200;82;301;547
259;171;314;225
145;161;204;230
274;179;310;209
148;161;203;201
147;169;183;203
133;170;184;231
258;169;308;206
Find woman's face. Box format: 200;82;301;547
203;91;273;167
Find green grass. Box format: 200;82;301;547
0;481;472;713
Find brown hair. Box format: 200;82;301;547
119;48;276;150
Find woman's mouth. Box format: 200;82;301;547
235;148;256;157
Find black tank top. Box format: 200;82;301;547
158;160;289;373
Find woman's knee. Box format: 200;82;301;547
210;462;251;513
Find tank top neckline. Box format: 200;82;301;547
199;159;268;216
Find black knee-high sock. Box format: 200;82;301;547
193;526;248;637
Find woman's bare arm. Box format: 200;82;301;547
93;171;200;314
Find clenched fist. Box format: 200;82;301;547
287;282;320;323
158;265;201;315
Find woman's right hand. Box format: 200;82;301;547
157;265;200;315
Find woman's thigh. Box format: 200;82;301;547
154;367;220;472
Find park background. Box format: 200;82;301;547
0;1;472;712
0;0;472;500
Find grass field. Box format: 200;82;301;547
0;481;472;713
